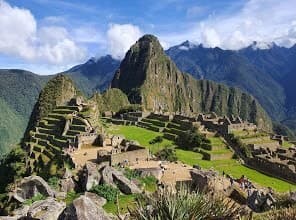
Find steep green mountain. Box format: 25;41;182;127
111;35;272;129
0;98;26;154
238;44;296;135
0;69;49;119
91;88;130;113
166;42;286;120
64;55;120;96
0;70;49;154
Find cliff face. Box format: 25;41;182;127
111;35;272;129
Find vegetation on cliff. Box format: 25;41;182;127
0;98;26;154
0;70;49;154
91;88;130;113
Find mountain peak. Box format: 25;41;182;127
249;41;276;50
178;40;197;50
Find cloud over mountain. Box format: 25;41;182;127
107;23;143;59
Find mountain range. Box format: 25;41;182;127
0;37;295;154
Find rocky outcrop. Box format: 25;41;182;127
13;176;55;203
101;165;141;194
247;190;276;212
84;192;106;207
27;198;66;220
2;198;65;220
59;169;76;193
190;169;231;193
59;194;110;220
82;162;103;191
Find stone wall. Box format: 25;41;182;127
110;148;149;166
247;156;296;183
76;133;100;149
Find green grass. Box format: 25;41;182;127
64;191;81;206
201;148;232;155
175;149;296;192
208;137;226;147
282;141;293;148
107;124;296;192
103;194;137;214
108;125;174;153
139;176;158;192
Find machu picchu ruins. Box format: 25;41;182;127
1;33;296;220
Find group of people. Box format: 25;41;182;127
223;171;255;192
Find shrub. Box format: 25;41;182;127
176;129;206;150
156;147;177;162
90;184;120;202
129;187;243;219
23;193;45;205
149;136;163;145
48;176;59;190
124;168;140;180
256;206;296;220
139;176;157;192
65;190;80;206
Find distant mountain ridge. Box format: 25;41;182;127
167;41;296;136
64;55;120;96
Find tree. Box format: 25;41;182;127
156;147;177;162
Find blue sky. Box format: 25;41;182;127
0;0;296;74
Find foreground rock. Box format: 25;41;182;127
82;162;103;191
247;190;276;212
190;169;231;193
102;165;141;194
27;198;66;220
59;169;76;193
59;194;110;220
13;176;55;202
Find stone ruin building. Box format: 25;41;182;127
197;113;257;135
97;135;149;166
249;145;296;183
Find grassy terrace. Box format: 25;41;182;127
108;125;174;154
108;124;296;192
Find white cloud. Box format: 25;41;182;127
200;27;221;48
0;0;86;65
107;23;142;59
162;0;296;49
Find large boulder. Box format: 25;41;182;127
59;194;110;220
60;178;76;193
27;198;66;220
247;190;276;212
85;192;106;207
101;166;141;194
101;165;117;188
81;162;107;191
13;176;55;203
190;169;230;193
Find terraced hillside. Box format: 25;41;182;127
25;105;91;177
198;136;233;161
108;112;234;161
